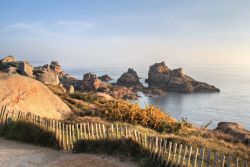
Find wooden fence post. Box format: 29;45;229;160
166;141;173;166
181;145;188;166
176;144;183;166
221;155;226;167
214;152;219;167
186;146;193;167
192;147;199;167
198;147;205;167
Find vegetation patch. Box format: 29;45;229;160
74;139;164;167
0;120;60;149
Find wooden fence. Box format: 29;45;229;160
0;106;248;167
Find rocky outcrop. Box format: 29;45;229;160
0;73;71;119
0;56;16;70
17;61;33;77
50;61;62;73
108;85;138;100
98;75;112;82
214;122;250;145
142;87;167;96
0;56;33;77
77;73;104;91
33;64;60;85
117;68;141;86
146;62;220;93
59;73;78;89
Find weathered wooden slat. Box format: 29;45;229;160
243;161;248;167
79;123;83;140
69;124;73;150
186;146;193;167
87;122;90;139
153;137;159;160
181;145;188;166
162;139;167;164
166;141;173;166
170;142;177;167
206;149;211;167
158;138;163;161
226;156;231;167
176;144;183;166
91;123;94;140
198;147;205;167
102;124;106;139
235;157;239;167
192;147;199;167
221;155;226;167
214;152;219;167
65;124;69;151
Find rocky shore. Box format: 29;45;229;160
0;56;220;99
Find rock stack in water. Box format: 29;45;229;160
146;61;220;93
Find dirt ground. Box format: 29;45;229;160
0;138;138;167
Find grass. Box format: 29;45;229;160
47;87;250;161
0;120;60;149
74;139;164;167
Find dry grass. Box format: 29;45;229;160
47;86;249;161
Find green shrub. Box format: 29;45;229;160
0;120;59;149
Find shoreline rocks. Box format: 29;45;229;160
117;68;142;87
214;122;250;145
146;61;220;93
98;75;112;82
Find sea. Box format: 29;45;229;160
65;64;250;130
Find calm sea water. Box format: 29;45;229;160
66;64;250;130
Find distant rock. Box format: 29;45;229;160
17;61;33;77
146;61;220;93
0;56;33;77
0;73;71;119
214;122;250;145
59;73;78;89
0;55;16;70
77;73;103;91
98;75;112;82
50;61;62;73
33;64;60;85
117;68;141;86
108;85;138;100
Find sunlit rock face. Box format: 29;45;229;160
147;61;220;93
0;73;71;119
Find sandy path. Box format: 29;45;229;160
0;138;138;167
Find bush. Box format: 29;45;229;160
0;120;59;149
98;100;179;133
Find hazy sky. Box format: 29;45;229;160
0;0;250;68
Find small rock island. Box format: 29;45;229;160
146;62;220;93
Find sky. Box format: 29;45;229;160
0;0;250;68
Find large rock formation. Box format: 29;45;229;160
33;63;60;85
117;68;141;86
0;73;71;119
146;62;220;93
0;56;33;77
0;55;16;70
77;73;104;91
214;122;250;145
